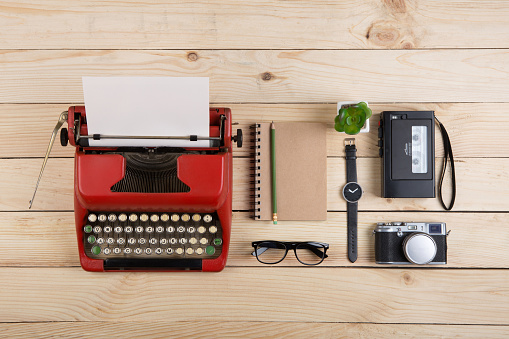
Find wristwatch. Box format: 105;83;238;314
342;138;362;263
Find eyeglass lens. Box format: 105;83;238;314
295;243;325;265
255;242;287;264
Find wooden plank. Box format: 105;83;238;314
7;157;507;212
0;267;508;324
2;103;508;159
1;321;508;338
1;50;509;103
0;211;507;268
1;1;509;50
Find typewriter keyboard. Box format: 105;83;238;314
83;212;223;260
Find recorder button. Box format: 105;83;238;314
378;140;383;147
379;148;383;157
378;127;383;138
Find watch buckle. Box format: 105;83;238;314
344;138;355;146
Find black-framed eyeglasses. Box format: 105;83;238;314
251;241;329;265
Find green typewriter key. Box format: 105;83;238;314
84;225;93;233
213;238;222;246
91;245;101;255
87;235;96;244
206;246;215;255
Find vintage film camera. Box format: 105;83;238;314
373;222;448;265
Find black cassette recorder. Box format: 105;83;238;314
379;111;435;198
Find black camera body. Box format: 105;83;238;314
374;222;447;265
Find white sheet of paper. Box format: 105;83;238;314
82;77;210;147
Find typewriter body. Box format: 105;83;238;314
52;106;240;272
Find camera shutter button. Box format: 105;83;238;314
403;233;437;265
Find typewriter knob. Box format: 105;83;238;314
60;128;69;146
232;128;243;148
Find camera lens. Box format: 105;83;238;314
403;233;437;264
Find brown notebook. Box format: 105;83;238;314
254;122;327;221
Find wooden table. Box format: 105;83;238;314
1;1;509;337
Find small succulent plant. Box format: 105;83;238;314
334;102;372;135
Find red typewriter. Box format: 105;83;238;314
31;106;242;272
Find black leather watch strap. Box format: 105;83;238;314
347;201;358;263
345;144;357;183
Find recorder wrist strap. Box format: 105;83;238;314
435;117;456;211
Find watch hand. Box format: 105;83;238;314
348;188;358;193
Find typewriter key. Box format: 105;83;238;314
113;248;121;254
206;246;215;255
197;226;206;234
170;238;177;245
161;214;169;222
177;226;185;233
149;238;157;245
91;245;101;255
107;237;114;245
176;248;184;255
135;226;143;233
187;226;195;233
98;214;107;222
196;248;204;255
103;248;111;255
156;226;164;233
155;248;162;255
146;226;154;233
189;237;197;245
138;238;147;245
88;214;97;222
97;237;105;245
118;213;127;222
134;248;142;255
103;226;112;233
114;226;123;233
204;214;213;223
160;238;168;245
200;238;208;245
108;214;117;222
140;214;149;222
171;214;179;222
84;225;93;233
129;214;138;222
125;226;133;233
192;214;201;222
166;226;175;233
209;226;218;234
124;248;132;254
145;248;152;255
128;238;136;245
214;238;222;246
179;238;187;245
87;235;96;244
182;214;190;222
166;248;174;254
186;248;194;255
117;238;125;245
151;214;159;222
93;226;102;234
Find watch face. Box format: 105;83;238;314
343;182;362;203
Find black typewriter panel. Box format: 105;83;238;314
83;212;222;260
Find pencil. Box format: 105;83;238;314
271;121;277;224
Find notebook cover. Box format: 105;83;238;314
255;122;327;221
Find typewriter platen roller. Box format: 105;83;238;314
32;106;242;272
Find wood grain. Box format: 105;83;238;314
1;1;509;49
1;211;507;269
7;157;507;212
2;102;508;159
1;267;508;324
1;321;508;338
1;50;509;103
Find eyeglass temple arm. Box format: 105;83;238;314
251;247;269;256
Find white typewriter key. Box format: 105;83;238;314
135;226;144;233
103;248;111;255
129;214;138;222
197;226;206;234
166;248;174;255
179;238;187;245
140;214;149;222
107;237;115;245
200;238;208;245
187;226;196;233
209;226;218;234
118;213;127;222
117;238;125;245
160;238;168;245
149;238;158;245
125;226;133;233
98;214;107;222
103;226;112;233
170;238;177;245
88;214;97;222
177;226;185;233
176;248;184;255
186;248;194;255
108;214;117;222
189;237;197;245
134;248;142;255
166;226;175;233
150;214;159;222
128;238;136;245
146;226;154;233
155;248;162;255
113;247;121;254
171;214;179;222
93;226;102;233
114;226;123;233
145;248;152;255
156;226;164;233
204;214;213;223
181;214;190;222
97;237;105;245
192;214;201;222
161;213;169;222
124;248;132;254
196;248;204;255
138;238;147;245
